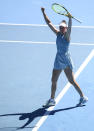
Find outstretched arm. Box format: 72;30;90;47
41;7;59;35
65;14;72;42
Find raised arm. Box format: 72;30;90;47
65;14;72;42
41;7;59;35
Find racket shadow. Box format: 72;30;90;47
49;104;85;115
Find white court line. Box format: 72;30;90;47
0;23;94;28
32;49;94;131
0;40;94;46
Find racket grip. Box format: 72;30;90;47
72;16;82;23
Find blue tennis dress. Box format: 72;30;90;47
54;32;73;70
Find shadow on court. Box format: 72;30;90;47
0;127;35;131
0;105;85;130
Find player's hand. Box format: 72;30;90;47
41;7;45;12
67;13;72;18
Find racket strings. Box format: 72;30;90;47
53;5;67;15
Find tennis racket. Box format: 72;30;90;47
52;3;82;23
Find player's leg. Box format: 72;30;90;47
51;69;62;99
64;67;88;105
43;69;62;107
64;67;83;97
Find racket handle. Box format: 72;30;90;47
72;16;82;23
67;13;82;23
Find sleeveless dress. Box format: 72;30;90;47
54;32;73;70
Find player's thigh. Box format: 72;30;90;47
51;69;62;83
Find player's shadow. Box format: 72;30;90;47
0;105;85;130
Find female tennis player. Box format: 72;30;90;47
41;7;88;107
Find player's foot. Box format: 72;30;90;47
77;96;88;106
43;99;56;107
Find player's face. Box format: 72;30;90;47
59;26;67;34
59;22;67;34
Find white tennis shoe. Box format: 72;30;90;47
43;99;56;107
77;96;88;106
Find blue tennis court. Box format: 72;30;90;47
0;24;94;131
0;0;94;130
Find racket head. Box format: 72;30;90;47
52;3;68;16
